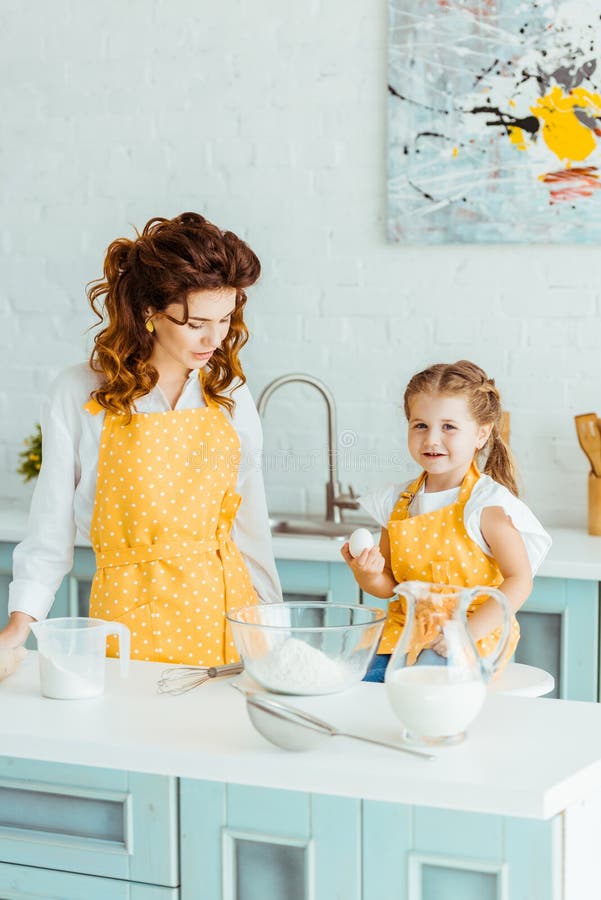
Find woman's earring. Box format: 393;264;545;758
145;319;155;333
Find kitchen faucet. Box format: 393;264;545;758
256;373;360;524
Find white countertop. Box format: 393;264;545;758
1;503;599;580
2;653;601;821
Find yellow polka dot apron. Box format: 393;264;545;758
379;461;520;671
85;385;257;665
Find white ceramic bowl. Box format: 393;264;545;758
226;602;385;695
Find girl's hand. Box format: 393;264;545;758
340;542;385;575
340;529;397;600
430;635;448;657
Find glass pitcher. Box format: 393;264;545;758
384;581;512;747
30;617;130;700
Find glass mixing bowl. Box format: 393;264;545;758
226;602;386;695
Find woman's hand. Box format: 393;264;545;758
0;612;35;649
0;646;27;680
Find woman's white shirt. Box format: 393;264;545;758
359;475;551;576
9;363;283;620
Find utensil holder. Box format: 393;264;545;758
589;474;601;536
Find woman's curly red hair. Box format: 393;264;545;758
87;212;260;420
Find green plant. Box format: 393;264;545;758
17;423;42;482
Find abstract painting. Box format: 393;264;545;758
388;0;601;243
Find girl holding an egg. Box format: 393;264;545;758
341;360;551;683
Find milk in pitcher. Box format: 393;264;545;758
386;666;486;739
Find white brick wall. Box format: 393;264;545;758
1;0;600;529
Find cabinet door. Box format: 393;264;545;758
0;758;179;887
276;559;360;604
0;862;179;899
69;545;96;616
363;802;562;900
516;577;599;701
180;781;360;900
0;542;13;615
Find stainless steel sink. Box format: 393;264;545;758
269;517;376;540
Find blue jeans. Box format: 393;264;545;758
363;649;446;683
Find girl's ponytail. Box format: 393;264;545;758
482;424;519;497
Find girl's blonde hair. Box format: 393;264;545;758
404;360;519;496
87;212;260;421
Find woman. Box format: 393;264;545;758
2;212;282;664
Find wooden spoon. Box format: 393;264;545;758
500;410;510;445
575;413;601;477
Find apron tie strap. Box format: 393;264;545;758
95;537;221;569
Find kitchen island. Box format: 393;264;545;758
1;653;601;898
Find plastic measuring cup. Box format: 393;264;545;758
30;617;130;700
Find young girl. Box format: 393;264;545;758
341;360;551;682
2;212;282;663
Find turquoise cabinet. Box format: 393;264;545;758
0;863;179;899
362;801;561;900
67;545;96;616
0;758;566;900
276;557;359;604
0;755;571;900
515;577;599;701
0;757;178;893
179;779;561;900
181;781;361;900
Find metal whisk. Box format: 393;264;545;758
157;662;244;695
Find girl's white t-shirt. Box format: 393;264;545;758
359;474;551;576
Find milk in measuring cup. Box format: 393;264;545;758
39;653;103;699
31;617;130;700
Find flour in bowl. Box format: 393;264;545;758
249;638;352;694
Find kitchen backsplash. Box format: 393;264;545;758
1;0;599;528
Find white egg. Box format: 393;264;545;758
348;528;375;558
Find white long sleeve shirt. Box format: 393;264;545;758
8;363;283;620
